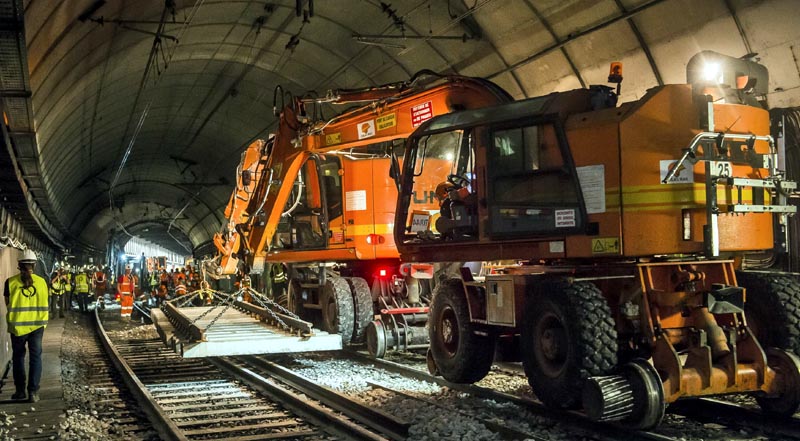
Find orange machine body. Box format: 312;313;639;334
396;85;779;263
214;75;509;274
394;77;798;427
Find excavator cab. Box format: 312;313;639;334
273;155;343;251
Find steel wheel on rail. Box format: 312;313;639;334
428;278;495;383
756;349;800;416
522;280;617;409
321;276;355;346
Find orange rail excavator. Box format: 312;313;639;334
392;52;800;428
210;71;510;352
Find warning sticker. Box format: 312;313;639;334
376;113;396;131
576;165;605;214
549;241;565;253
358;120;375;140
325;132;341;145
346;190;367;211
660;159;693;184
555;209;576;228
411;101;433;127
591;237;621;254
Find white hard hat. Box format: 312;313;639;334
125;264;131;270
18;249;37;263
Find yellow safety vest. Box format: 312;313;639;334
75;274;89;293
51;279;64;295
7;274;49;336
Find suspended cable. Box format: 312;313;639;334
108;0;206;238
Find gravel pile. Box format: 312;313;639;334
107;324;159;340
290;357;441;394
0;412;14;439
357;389;501;441
57;409;122;441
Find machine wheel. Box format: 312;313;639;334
321;276;355;346
287;279;304;316
366;320;387;358
429;278;495;383
346;277;374;343
623;360;666;429
756;349;800;416
522;280;617;409
737;271;800;356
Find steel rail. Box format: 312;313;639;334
239;356;409;440
94;308;187;441
210;357;393;441
344;351;675;441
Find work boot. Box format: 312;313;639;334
11;390;26;400
28;393;39;403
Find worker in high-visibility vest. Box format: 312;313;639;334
63;267;74;313
49;269;68;319
3;249;48;402
117;265;136;318
74;269;90;313
92;265;107;310
174;269;187;296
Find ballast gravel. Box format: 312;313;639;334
59;313;159;440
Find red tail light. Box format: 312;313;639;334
378;268;388;278
366;234;385;245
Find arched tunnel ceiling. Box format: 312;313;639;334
14;0;800;254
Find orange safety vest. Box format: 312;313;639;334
117;274;135;295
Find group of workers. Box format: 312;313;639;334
145;265;206;305
44;262;211;319
48;264;109;317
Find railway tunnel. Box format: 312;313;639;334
0;0;800;439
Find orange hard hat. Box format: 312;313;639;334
435;182;451;201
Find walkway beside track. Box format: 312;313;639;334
0;317;65;439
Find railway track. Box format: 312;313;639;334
62;312;158;439
92;309;800;440
96;311;402;440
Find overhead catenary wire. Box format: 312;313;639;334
108;0;206;240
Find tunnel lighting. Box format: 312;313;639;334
702;62;722;83
119;253;126;261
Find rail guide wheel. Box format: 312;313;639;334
582;359;665;429
366;320;387;358
755;348;800;416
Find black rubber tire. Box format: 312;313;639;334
737;271;800;356
429;278;495;383
287;279;304;316
521;280;617;409
346;277;374;344
321;276;355;346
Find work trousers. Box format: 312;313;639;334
49;294;67;318
11;327;44;394
76;291;90;312
120;294;133;317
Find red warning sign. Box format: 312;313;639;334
411;101;433;127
